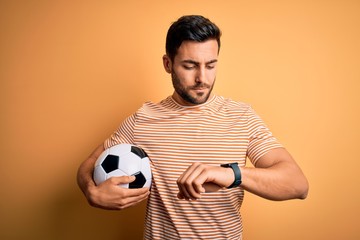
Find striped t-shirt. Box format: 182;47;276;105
104;95;282;240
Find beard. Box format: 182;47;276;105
171;71;215;105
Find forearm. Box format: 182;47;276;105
77;158;96;197
77;144;104;198
240;161;309;201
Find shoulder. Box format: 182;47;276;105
135;96;176;118
219;96;248;107
212;96;252;116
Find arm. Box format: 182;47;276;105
77;144;150;210
177;147;308;201
241;147;308;200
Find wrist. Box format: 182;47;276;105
82;178;96;198
220;162;242;188
85;183;102;207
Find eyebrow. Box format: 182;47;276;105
182;59;218;65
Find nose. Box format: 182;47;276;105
195;66;206;83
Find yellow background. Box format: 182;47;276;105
1;0;359;239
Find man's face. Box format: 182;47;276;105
164;39;219;106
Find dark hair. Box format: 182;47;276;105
165;15;221;61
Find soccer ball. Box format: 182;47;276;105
93;144;152;188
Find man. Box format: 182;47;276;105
77;15;308;239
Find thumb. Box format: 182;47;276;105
203;182;222;193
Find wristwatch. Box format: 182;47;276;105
220;162;242;188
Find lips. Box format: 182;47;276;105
191;84;209;90
192;88;208;94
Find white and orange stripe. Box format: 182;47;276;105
104;95;282;240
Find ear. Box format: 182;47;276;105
162;54;172;73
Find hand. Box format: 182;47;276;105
86;175;150;210
176;163;234;200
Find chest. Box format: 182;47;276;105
133;111;249;167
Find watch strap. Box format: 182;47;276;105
221;162;242;188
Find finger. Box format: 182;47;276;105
115;190;150;210
110;175;136;184
186;167;208;198
177;167;192;200
192;171;207;194
188;169;207;197
177;191;185;200
93;183;150;210
178;163;199;181
178;163;204;200
177;164;199;200
107;177;150;197
120;187;150;198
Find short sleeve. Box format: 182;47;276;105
246;107;283;166
104;113;137;149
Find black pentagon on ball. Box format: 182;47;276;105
131;146;148;158
101;154;119;173
129;171;146;188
